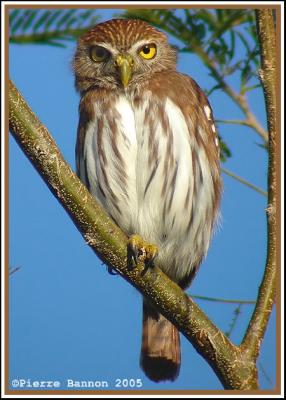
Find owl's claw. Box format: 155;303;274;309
127;234;158;271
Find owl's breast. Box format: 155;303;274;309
80;92;218;283
81;94;138;233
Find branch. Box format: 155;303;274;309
192;294;255;305
9;79;259;389
241;9;278;359
9;266;21;276
191;42;268;144
221;167;267;197
216;118;254;126
225;304;243;338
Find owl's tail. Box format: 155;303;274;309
140;300;181;382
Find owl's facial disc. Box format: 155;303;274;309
114;54;134;87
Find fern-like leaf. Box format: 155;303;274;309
9;9;100;47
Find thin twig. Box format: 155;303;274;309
191;294;256;305
225;304;243;338
216;119;253;126
258;361;273;386
9;266;21;276
221;167;267;197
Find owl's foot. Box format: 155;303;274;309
127;234;158;270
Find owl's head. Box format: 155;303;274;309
73;19;177;93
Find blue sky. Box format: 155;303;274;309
8;7;276;393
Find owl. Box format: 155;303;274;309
74;18;222;382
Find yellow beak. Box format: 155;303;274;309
115;54;134;87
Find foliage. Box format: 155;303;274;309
218;135;232;162
122;9;260;97
9;9;99;47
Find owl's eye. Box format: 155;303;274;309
139;44;157;60
90;45;110;62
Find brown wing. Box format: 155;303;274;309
75;89;105;185
145;71;222;288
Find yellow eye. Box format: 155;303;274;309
139;44;157;60
90;45;110;62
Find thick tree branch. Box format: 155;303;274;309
9;79;259;390
241;9;278;359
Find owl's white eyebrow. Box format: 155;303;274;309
130;39;156;52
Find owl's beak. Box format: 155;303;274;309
115;54;134;87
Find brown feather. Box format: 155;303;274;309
140;301;181;382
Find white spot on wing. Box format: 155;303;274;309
211;124;216;133
204;105;212;120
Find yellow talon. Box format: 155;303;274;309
127;234;158;269
145;243;159;264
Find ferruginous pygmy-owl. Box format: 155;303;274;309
74;19;222;382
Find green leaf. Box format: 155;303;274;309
196;23;206;41
11;13;25;34
241;63;251;84
241;84;261;94
44;10;63;30
9;9;101;46
22;10;38;31
205;84;223;96
228;30;236;61
9;9;20;25
33;10;53;32
218;135;232;162
56;9;77;28
223;60;243;77
235;30;251;54
66;17;78;29
194;9;217;31
216;9;225;23
78;9;94;21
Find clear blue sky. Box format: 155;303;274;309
9;7;276;393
